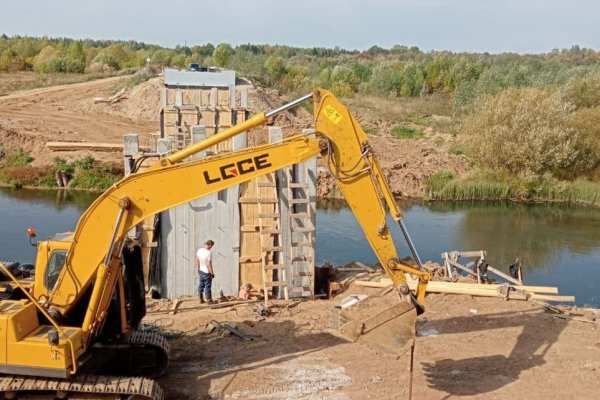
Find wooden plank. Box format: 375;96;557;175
263;246;284;252
258;212;280;218
291;241;311;247
531;294;575;302
240;256;262;262
447;259;478;277
381;277;558;294
239;197;278;203
289;198;310;204
355;280;564;299
423;281;558;294
292;256;312;262
264;264;286;270
291;227;314;233
265;281;288;287
453;251;487;258
46;142;124;152
290;213;309;218
487;266;522;286
289;183;308;189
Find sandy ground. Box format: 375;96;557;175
147;281;600;400
0;76;467;197
0;76;157;165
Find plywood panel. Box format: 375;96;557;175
239;180;262;289
199;109;217;129
217;109;235;129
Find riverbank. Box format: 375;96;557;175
2;74;599;204
0;157;122;190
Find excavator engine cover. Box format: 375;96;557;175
339;293;416;357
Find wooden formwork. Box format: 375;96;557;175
161;86;247;152
238;174;278;291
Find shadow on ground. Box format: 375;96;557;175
419;307;566;397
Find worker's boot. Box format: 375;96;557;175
199;293;205;304
206;292;216;305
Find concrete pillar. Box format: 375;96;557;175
157;138;172;155
240;87;248;109
229;85;236;109
123;134;139;175
190;125;207;160
268;126;284;143
210;87;218;108
160;88;167;108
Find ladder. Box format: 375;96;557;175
287;166;315;298
255;174;288;305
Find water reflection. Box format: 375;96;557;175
0;187;98;212
316;199;600;306
432;201;600;271
0;187;97;263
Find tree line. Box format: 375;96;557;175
2;35;599;103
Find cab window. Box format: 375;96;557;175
46;251;67;291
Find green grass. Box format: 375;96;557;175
449;145;465;155
392;125;423;139
5;148;34;167
362;125;378;135
408;114;430;126
427;174;600;206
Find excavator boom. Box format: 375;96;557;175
0;88;429;399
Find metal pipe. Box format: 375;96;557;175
265;93;313;118
398;220;424;270
104;206;126;266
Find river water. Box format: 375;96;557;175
2;188;599;307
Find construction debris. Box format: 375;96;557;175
94;88;127;104
209;320;254;341
354;278;575;302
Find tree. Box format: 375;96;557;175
213;43;234;67
264;56;286;85
65;42;85;72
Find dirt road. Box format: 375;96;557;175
150;286;600;399
0;76;157;165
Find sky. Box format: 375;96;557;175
0;0;598;54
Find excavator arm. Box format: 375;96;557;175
40;88;429;351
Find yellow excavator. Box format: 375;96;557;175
0;88;430;399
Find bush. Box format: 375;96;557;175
461;87;599;179
53;157;75;175
560;72;600;109
5;148;34;166
3;166;51;186
69;162;122;189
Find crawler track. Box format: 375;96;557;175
0;375;163;399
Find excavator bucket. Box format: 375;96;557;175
339;293;416;357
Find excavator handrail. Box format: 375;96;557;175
0;262;79;375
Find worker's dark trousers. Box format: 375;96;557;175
198;271;212;296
